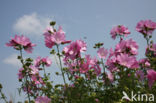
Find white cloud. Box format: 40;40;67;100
13;13;51;36
3;54;21;67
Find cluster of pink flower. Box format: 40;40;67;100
63;40;102;76
101;20;156;87
35;96;51;103
17;57;52;97
105;39;139;73
17;66;44;95
6;35;52;101
5;19;156;102
79;55;101;75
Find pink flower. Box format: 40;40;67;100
31;75;43;85
34;56;42;67
35;96;51;103
44;32;55;48
95;98;99;102
6;35;36;53
108;48;115;58
136;20;156;35
115;39;138;55
41;57;52;67
63;40;87;60
17;68;24;80
117;53;138;69
64;54;101;76
80;55;101;75
147;69;156;89
89;57;101;75
139;58;150;68
149;43;156;52
24;43;36;53
34;56;52;67
29;65;39;74
52;26;66;44
97;47;108;59
135;70;144;81
146;43;156;57
110;25;130;39
43;26;71;48
107;72;114;82
23;86;31;93
106;56;118;72
44;26;54;34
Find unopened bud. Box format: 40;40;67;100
50;21;56;26
24;100;28;103
0;83;2;89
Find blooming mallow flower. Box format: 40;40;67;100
106;56;118;72
31;75;43;85
136;20;156;35
117;53;139;69
97;47;108;59
64;54;101;76
63;40;87;60
107;72;114;82
34;56;52;67
146;43;156;57
83;55;101;75
35;96;51;103
41;57;52;67
110;25;130;39
29;65;39;75
34;56;42;67
139;58;150;68
115;39;138;55
147;69;156;89
43;26;71;48
6;35;36;53
135;70;144;81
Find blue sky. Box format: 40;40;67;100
0;0;156;102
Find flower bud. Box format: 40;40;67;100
0;83;2;89
50;21;56;26
24;101;28;103
55;72;59;75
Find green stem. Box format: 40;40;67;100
101;58;108;90
56;45;66;84
0;89;8;103
101;58;105;74
76;58;80;76
20;49;24;65
146;37;149;46
42;64;46;77
19;49;31;103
